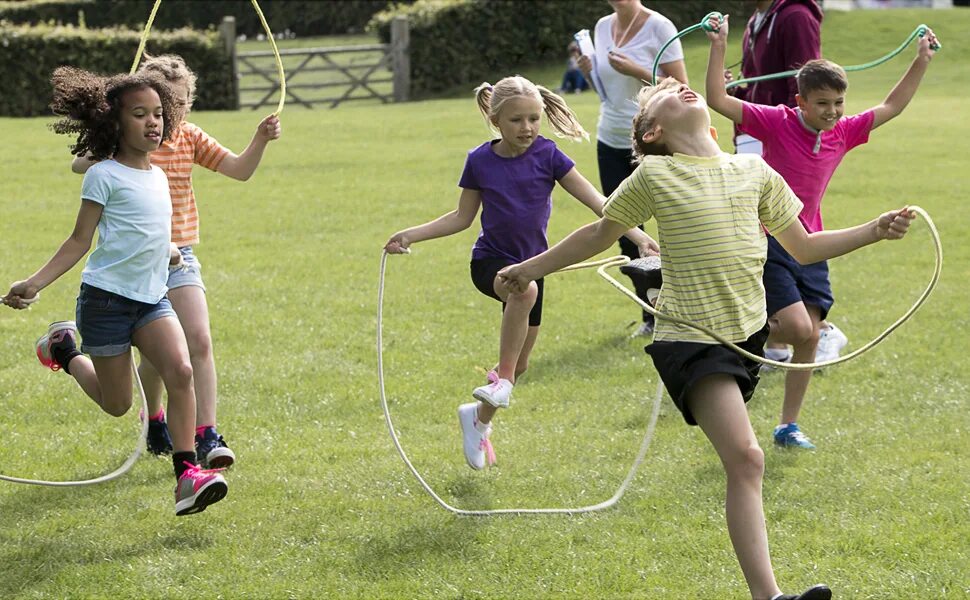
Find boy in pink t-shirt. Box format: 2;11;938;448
706;15;939;449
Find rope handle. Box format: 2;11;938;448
0;293;40;307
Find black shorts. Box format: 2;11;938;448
470;258;544;327
764;236;834;320
645;324;770;426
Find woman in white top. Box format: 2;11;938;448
578;0;688;337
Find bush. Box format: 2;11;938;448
0;21;235;116
0;0;411;36
371;0;756;97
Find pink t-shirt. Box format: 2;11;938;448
740;103;874;233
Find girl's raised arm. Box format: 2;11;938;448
4;200;103;306
384;188;483;254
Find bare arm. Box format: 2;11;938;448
384;188;482;253
705;14;744;123
772;206;915;265
497;217;630;293
216;115;281;181
870;29;938;130
557;167;659;255
3;200;102;307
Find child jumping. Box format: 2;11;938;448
72;54;282;467
384;75;657;471
4;67;229;516
706;15;938;449
498;78;914;599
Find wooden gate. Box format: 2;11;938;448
231;16;409;110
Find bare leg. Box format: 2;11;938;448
167;285;218;427
137;356;165;417
689;374;781;600
768;302;822;424
132;317;195;454
65;352;136;417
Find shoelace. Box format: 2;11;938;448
180;461;224;480
486;370;499;385
480;435;496;466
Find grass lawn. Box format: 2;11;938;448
1;7;968;598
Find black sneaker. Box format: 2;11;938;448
196;427;235;469
619;256;663;293
143;410;173;456
776;584;832;600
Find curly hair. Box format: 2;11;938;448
139;53;197;124
49;67;178;161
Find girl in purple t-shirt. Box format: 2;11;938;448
385;75;657;471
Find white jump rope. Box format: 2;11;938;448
378;206;941;516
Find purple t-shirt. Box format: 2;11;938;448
740;103;874;233
459;135;575;262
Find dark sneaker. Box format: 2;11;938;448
36;321;78;371
196;427;236;469
140;410;173;456
174;462;228;516
776;584;832;600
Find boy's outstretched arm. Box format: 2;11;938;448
773;206;915;265
498;218;629;294
705;14;743;124
217;115;281;181
870;28;938;130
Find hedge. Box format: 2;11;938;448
372;0;757;97
0;21;235;117
0;0;411;36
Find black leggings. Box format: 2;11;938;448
597;140;652;322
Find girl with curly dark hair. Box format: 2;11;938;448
4;67;229;516
73;54;282;471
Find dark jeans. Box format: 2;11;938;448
597;140;652;322
560;69;588;93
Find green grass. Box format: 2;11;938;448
1;7;969;598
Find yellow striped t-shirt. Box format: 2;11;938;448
603;152;802;343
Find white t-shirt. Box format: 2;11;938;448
80;160;172;304
592;12;683;149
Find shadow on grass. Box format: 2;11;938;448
353;514;479;578
524;333;646;384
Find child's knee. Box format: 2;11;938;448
184;329;213;359
101;394;133;417
164;359;194;389
727;444;765;480
508;281;538;305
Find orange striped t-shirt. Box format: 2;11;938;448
151;121;230;247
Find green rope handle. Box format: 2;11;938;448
129;0;286;115
651;11;722;85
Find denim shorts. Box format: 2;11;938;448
75;284;177;357
166;246;206;291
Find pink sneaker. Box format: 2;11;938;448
35;321;78;372
174;462;228;516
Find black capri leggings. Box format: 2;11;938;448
470;258;545;327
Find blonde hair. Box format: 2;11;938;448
473;75;588;142
630;77;681;160
139;53;197;122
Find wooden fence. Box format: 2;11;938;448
222;16;410;110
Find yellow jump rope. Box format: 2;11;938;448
0;0;285;487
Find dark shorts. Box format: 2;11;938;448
470;258;544;327
75;284;176;357
645;324;770;426
764;236;834;320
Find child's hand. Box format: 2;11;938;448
876;206;916;240
384;233;411;254
497;264;531;295
705;13;728;45
2;280;39;309
918;28;939;61
638;238;660;257
257;115;282;142
169;243;184;268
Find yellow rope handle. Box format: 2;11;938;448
128;0;286;115
554;205;942;372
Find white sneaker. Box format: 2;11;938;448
761;347;792;372
630;321;654;338
816;323;848;362
473;376;513;408
457;403;495;470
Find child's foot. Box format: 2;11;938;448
816;323;848;362
775;583;832;600
473;375;512;408
630;320;654;338
35;321;78;371
174;463;228;516
773;422;816;450
761;347;792;372
195;426;235;469
458;403;495;470
140;409;174;456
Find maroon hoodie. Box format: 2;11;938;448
735;0;823;108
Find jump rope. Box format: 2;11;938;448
378;13;945;515
0;0;286;487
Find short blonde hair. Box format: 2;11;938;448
474;75;588;142
139;53;197;121
630;78;681;160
